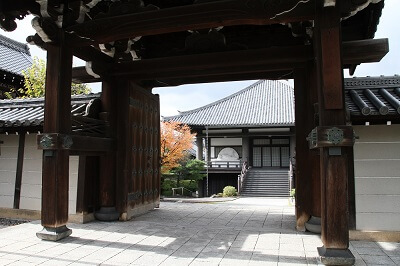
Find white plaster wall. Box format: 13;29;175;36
353;125;400;231
211;137;242;146
0;134;79;214
0;135;18;208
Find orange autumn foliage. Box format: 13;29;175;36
160;121;195;174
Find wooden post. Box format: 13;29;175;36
294;66;321;231
242;129;250;164
76;156;99;215
115;79;130;216
196;135;203;160
95;80;119;221
36;40;73;241
13;132;25;209
314;2;354;264
347;147;356;230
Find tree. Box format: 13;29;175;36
160;121;195;174
171;159;206;187
14;57;91;98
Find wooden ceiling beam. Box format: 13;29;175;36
71;38;388;84
66;0;315;46
72;66;99;83
144;71;294;88
342;38;389;65
106;45;312;79
72;45;114;64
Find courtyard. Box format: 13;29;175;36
0;198;398;265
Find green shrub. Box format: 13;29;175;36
290;188;296;198
223;186;237;197
161;179;176;196
180;180;198;195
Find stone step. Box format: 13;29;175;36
240;193;289;197
242;168;290;197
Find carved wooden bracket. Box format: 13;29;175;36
307;126;357;149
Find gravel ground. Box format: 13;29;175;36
0;218;30;228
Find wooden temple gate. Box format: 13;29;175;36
0;0;389;264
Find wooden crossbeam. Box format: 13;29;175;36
106;45;313;79
37;133;115;152
342;38;389;65
66;0;314;46
142;71;294;87
71;38;388;84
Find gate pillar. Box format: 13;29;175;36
294;66;321;231
37;40;73;241
314;2;355;265
95;80;119;221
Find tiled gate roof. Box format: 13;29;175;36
0;34;32;76
0;94;100;129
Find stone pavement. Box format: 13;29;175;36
0;198;399;265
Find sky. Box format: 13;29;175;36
1;0;399;117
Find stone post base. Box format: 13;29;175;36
305;216;321;234
36;225;72;241
318;246;355;265
94;206;119;221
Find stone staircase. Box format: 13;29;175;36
240;168;290;197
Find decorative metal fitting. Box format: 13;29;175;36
62;135;73;149
40;134;53;149
326;127;344;145
306;128;317;147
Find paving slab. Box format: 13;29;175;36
0;198;398;265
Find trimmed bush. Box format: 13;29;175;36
223;186;237;197
161;179;176;196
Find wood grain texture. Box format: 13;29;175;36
71;39;387;85
294;66;321;223
314;3;351;250
41;40;73;228
76;156;99;213
13;133;25;209
98;81;117;208
66;0;314;46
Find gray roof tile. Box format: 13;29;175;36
166;76;400;127
165;80;295;127
344;76;400;117
0;94;100;128
0;34;32;76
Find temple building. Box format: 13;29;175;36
0;0;394;263
166;76;400;233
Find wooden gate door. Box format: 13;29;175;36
117;82;160;220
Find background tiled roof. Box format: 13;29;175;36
0;34;32;76
0;94;100;128
165;80;295;127
345;76;400;118
166;77;400;127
